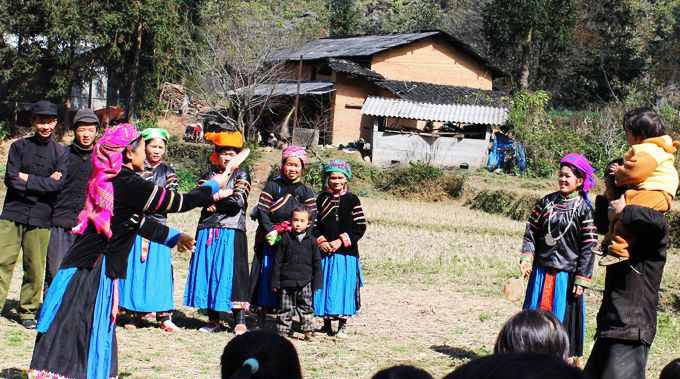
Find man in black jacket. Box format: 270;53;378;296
44;108;97;292
585;189;669;379
0;101;67;328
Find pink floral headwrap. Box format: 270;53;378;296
73;123;141;238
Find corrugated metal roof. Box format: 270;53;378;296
361;96;508;126
229;81;335;97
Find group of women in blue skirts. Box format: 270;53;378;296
117;130;366;336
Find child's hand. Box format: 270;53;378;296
206;205;217;213
608;162;621;176
176;233;196;253
329;239;342;252
212;188;233;202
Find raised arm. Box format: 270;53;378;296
118;173;220;214
213;169;252;213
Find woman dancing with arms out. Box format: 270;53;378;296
519;153;597;366
28;124;233;379
117;128;181;331
249;146;316;327
314;160;366;338
184;130;252;334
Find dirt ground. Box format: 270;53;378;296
0;156;679;378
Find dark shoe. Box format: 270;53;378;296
599;254;629;266
22;319;37;329
319;320;333;336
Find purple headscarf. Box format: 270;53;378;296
561;153;596;205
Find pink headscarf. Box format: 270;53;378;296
73;123;141;239
281;145;308;165
561;153;596;205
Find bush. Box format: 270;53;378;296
0;120;10;140
464;189;541;221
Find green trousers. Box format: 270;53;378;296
0;219;51;320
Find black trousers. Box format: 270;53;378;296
45;226;77;293
584;338;650;379
276;283;313;333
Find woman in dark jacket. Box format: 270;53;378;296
519;153;597;366
249;146;316;325
184;130;251;334
29;124;229;379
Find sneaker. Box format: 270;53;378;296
599;254;629;266
21;319;37;329
160;320;179;332
234;323;247;336
303;331;317;342
199;321;222;333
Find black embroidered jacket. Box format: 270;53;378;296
315;190;366;257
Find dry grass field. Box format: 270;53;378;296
1;178;679;378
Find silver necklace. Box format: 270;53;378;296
545;197;580;246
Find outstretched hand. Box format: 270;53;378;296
176;233;196;253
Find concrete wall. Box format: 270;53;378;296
330;72;378;145
371;120;491;169
370;38;493;90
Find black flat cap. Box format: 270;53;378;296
73;108;99;126
31;100;58;116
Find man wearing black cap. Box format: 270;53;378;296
0;100;67;328
44;108;98;293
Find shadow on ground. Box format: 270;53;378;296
430;345;480;360
1;300;22;324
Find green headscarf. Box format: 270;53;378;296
140;127;169;142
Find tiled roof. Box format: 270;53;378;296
376;80;509;107
271;30;503;76
361;96;508;126
327;58;384;80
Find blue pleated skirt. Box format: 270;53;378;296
118;235;174;312
314;253;364;317
523;265;586;357
253;243;279;309
30;257;118;379
184;228;239;312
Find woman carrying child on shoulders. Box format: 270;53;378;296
250;146;317;326
314;160;367;338
519;153;597;366
184;130;252;334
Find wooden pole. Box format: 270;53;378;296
292;55;303;144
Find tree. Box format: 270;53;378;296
483;0;578;91
180;1;289;140
328;0;363;37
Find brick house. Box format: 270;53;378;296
260;30;510;168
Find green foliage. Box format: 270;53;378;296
135;118;157;131
465;188;541;221
483;0;578;90
328;0;363;36
0;120;10;140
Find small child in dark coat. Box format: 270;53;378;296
271;206;322;341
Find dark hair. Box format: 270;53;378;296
371;365;434;379
660;358;680;379
291;206;311;219
122;136;144;163
443;353;585;379
559;162;586;181
221;330;302;379
494;309;569;359
216;145;241;154
623;107;666;139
